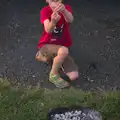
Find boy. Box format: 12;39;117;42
36;0;79;88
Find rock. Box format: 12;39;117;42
0;53;4;56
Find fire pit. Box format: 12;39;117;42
48;106;102;120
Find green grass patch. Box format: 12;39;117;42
0;78;120;120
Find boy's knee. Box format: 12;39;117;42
67;71;79;81
36;52;48;62
58;46;69;57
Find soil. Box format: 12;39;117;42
0;0;120;90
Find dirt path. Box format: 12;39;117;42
0;0;120;90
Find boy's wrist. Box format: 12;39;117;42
62;9;67;15
51;20;56;26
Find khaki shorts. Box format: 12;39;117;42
36;44;78;73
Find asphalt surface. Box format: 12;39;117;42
0;0;120;90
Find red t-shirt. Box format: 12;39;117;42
37;5;72;49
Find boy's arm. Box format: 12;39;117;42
44;12;61;33
44;19;56;33
40;8;60;33
62;8;74;23
54;4;74;23
40;8;56;33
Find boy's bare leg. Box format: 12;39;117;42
49;46;70;88
36;44;69;75
50;46;68;75
36;45;78;81
36;44;69;88
62;56;79;81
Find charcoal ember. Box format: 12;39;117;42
48;107;102;120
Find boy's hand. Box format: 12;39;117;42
51;12;61;24
54;3;65;13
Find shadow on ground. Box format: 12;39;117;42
0;0;120;90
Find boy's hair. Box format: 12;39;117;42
46;0;63;3
51;0;63;1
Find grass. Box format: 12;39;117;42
0;78;120;120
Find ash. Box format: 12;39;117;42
51;110;102;120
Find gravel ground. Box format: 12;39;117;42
0;0;120;90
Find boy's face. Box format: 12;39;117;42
47;0;62;11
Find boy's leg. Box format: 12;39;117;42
36;44;70;88
50;46;68;75
36;44;57;64
62;56;79;81
36;44;68;68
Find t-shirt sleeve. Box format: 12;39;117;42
40;7;49;24
65;5;72;13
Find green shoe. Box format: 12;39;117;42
49;73;69;88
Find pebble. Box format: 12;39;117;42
32;75;35;78
20;56;23;60
0;53;4;56
106;36;112;39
